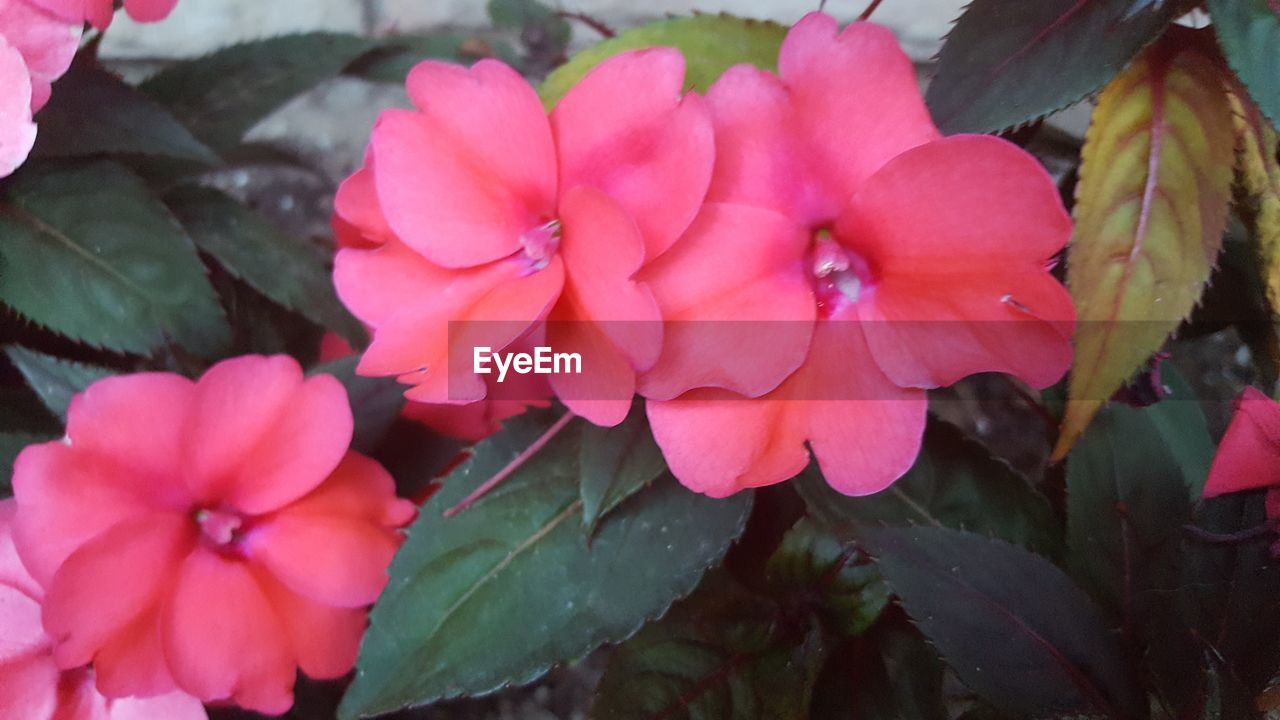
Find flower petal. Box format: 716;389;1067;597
0;651;58;720
163;549;295;714
638;203;814;400
843;135;1074;389
107;690;208;720
0;0;82;110
185;355;352;514
547;316;637;427
253;568;365;680
777;13;939;201
0;499;40;600
0;37;37;178
1204;387;1280;498
21;0;112;29
374;59;557;268
333;165;392;250
122;0;177;23
247;513;399;609
93;610;179;699
42;514;191;673
553;48;714;260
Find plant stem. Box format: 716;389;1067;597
442;412;577;518
1182;518;1279;545
859;0;886;20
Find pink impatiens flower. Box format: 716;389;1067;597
0;500;208;720
11;355;416;714
1202;386;1280;524
24;0;176;29
333;49;714;427
640;13;1075;497
0;0;81;177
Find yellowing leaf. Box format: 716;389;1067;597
1232;90;1280;312
1054;35;1234;459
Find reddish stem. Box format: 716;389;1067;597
442;412;577;518
1183;518;1279;545
559;11;615;38
859;0;886;20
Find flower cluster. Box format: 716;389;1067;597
334;11;1076;497
6;355;416;717
0;0;178;178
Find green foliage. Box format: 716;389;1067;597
346;32;518;83
32;60;219;166
340;410;752;719
927;0;1182;133
0;162;229;356
539;14;786;107
164;185;365;346
1209;0;1280;129
578;403;666;534
592;572;827;720
140;33;378;152
798;420;1060;555
765;519;889;638
860;526;1145;719
3;346;114;420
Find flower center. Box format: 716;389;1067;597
195;507;244;547
517;219;561;274
808;231;869;319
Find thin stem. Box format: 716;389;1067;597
443;412;577;518
1182;518;1279;545
559;11;615;38
859;0;886;20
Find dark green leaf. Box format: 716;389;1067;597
819;627;947;720
766;518;889;638
860;526;1144;718
798;420;1060;555
346;33;518;83
578;404;665;533
1209;0;1280;128
1148;365;1216;495
0;162;230;356
165;185;365;346
926;0;1181;133
310;356;404;454
1064;388;1208;710
339;409;752;719
3;346;114;420
0;432;48;497
34;60;219;165
591;572;827;720
539;14;786;107
488;0;571;55
140;34;378;152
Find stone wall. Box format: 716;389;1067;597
99;0;967;61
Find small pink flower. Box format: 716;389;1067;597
0;0;81;177
22;0;176;30
0;500;208;720
11;355;416;714
333;50;714;427
1203;386;1280;519
641;13;1075;497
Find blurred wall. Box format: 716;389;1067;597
99;0;967;62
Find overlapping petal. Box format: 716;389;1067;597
1204;387;1280;498
0;35;36;178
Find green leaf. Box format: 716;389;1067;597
1147;364;1216;495
1064;385;1211;710
859;526;1145;718
539;14;786;108
766;518;889;638
140;33;378;153
3;346;114;420
797;420;1060;556
818;627;947;720
339;409;752;719
0;162;230;356
0;432;48;497
310;356;404;454
1056;34;1235;457
33;59;219;166
578;404;665;533
1209;0;1280;129
165;185;366;346
926;0;1181;133
488;0;570;56
591;572;828;720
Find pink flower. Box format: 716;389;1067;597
640;13;1075;497
333;50;714;427
11;355;417;714
0;0;81;177
23;0;176;30
1203;386;1280;520
0;500;207;720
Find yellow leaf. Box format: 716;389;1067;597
1232;91;1280;311
1054;34;1234;460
